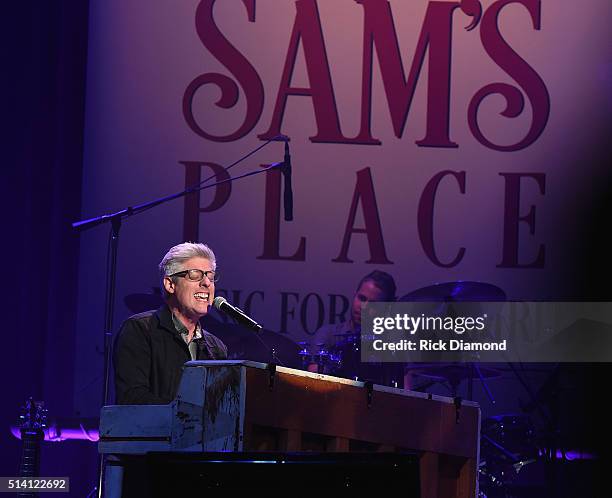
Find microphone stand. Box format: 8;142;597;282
73;136;288;498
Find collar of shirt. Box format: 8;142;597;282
171;313;202;343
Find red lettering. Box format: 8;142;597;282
468;0;550;151
180;161;232;241
257;165;307;261
333;167;392;264
280;292;300;334
329;294;350;324
497;172;545;268
183;0;264;142
418;170;466;267
357;0;465;147
259;0;360;144
300;293;325;334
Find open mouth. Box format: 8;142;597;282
194;292;210;303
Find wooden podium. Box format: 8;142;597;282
100;361;480;497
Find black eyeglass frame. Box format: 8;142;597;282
168;269;219;283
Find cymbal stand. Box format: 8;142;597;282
467;362;496;404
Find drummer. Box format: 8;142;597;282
307;271;397;380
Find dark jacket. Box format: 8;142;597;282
113;305;228;404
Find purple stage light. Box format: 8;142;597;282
11;418;99;442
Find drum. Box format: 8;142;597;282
330;333;404;388
298;342;341;373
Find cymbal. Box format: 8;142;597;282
201;316;302;368
400;281;506;302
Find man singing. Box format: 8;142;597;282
114;242;227;404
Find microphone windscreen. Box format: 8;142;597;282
212;296;226;310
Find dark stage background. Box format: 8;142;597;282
2;2;611;497
2;2;98;496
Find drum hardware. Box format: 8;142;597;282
329;332;404;387
398;281;557;495
298;342;341;373
399;280;507;303
478;413;539;496
400;280;506;402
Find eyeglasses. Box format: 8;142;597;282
168;269;219;283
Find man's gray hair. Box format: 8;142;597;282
159;242;216;298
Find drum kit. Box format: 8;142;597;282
125;280;541;494
297;341;341;374
297;332;406;387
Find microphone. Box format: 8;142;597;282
282;140;293;221
213;296;262;332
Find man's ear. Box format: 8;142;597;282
163;276;175;295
